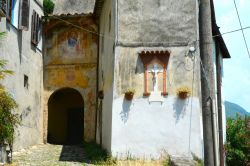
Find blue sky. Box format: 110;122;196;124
214;0;250;112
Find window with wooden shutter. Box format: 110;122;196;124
31;10;40;45
0;0;7;17
7;0;11;21
19;0;30;30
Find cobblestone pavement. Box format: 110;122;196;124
12;144;90;166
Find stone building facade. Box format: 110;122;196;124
0;0;230;162
97;0;230;161
43;14;98;144
0;0;43;150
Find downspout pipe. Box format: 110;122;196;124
215;39;225;166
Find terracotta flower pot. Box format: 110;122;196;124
143;92;151;97
124;93;134;101
178;92;189;99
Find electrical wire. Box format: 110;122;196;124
233;0;250;58
47;13;250;48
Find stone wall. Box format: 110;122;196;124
51;0;95;15
117;0;197;44
43;15;98;142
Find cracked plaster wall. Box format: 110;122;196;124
110;0;203;159
43;16;98;142
0;1;44;150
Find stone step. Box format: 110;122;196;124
170;156;196;166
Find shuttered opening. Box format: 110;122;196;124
7;0;12;21
0;0;7;16
31;10;40;45
19;0;30;30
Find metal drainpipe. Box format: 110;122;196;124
95;20;100;143
216;39;224;166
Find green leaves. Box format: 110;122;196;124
225;115;250;166
0;58;18;145
0;60;13;80
43;0;55;15
0;89;19;145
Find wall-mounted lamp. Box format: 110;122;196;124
189;46;196;53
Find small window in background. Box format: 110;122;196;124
0;0;7;17
24;74;29;89
109;11;111;33
31;10;41;45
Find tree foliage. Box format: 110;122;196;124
0;87;19;145
225;115;250;166
43;0;55;15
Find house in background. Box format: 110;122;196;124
97;0;230;162
0;0;43;150
0;0;230;164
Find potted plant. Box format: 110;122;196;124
124;88;135;101
176;87;191;99
43;0;55;16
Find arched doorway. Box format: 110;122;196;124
48;88;84;145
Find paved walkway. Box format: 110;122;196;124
12;144;90;166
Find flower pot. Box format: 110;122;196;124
124;93;134;101
178;92;189;99
143;92;150;97
0;145;7;164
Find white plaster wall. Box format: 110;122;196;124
0;0;43;150
112;96;203;159
111;0;203;159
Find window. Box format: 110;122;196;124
19;0;30;30
4;0;30;30
0;0;7;17
31;10;40;45
108;11;111;33
24;74;29;89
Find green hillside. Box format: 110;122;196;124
224;101;250;119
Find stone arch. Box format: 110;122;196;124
47;87;84;145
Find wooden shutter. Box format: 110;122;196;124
0;0;7;16
19;0;30;30
7;0;12;21
31;10;40;45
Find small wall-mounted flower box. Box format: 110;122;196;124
176;87;191;100
124;88;135;101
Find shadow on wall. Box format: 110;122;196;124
135;56;144;74
120;98;133;123
173;98;189;123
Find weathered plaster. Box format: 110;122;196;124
51;0;95;15
117;0;197;43
97;0;115;152
0;0;44;150
43;16;98;142
109;0;203;159
114;46;201;98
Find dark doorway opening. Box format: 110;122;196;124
48;88;84;145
